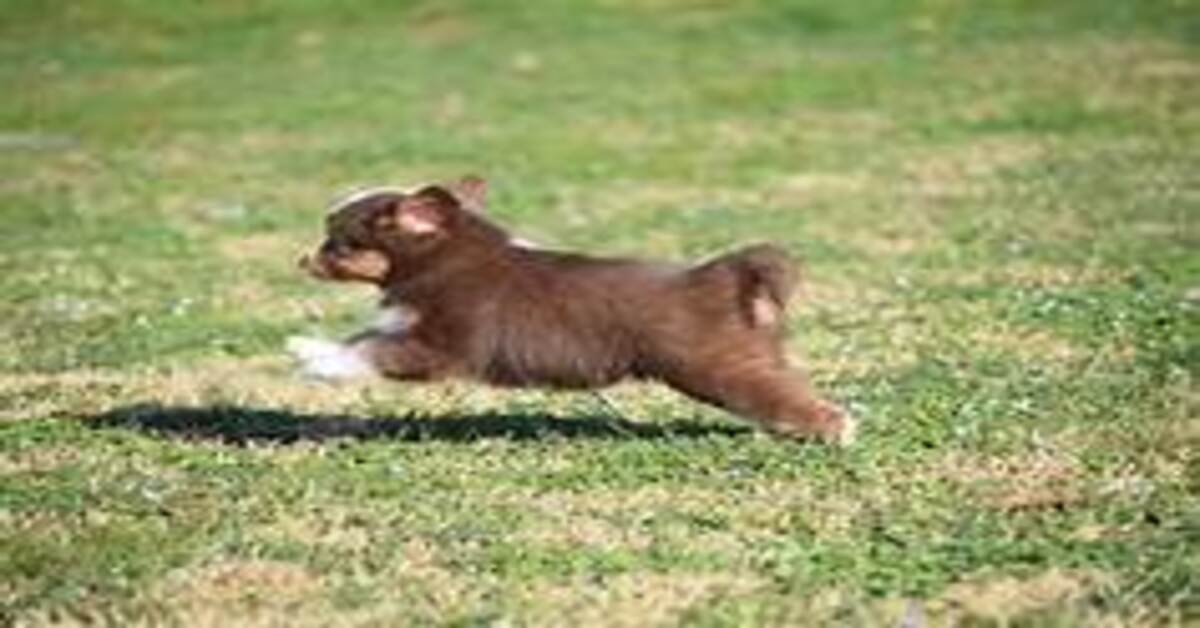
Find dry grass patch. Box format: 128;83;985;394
769;171;871;199
900;137;1046;199
0;356;379;421
518;571;765;628
216;232;302;265
936;448;1085;513
498;480;875;546
549;180;761;226
783;188;945;263
930;569;1116;625
0;445;81;475
949;37;1198;118
385;537;483;607
152;130;317;177
785;107;897;140
937;262;1130;291
149;559;327;628
1;370;131;421
212;278;307;320
800;278;893;311
406;4;478;46
7;149;104;197
257;508;374;554
966;324;1078;364
840;231;926;258
580;118;667;152
512;510;654;553
1063;39;1198;113
321;537;496;623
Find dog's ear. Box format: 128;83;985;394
446;175;487;213
386;185;462;235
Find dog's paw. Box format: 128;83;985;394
836;412;858;447
286;336;376;380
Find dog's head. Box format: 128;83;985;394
298;175;489;284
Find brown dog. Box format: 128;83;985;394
289;176;855;444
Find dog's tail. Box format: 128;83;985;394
701;243;800;328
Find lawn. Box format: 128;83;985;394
1;0;1197;625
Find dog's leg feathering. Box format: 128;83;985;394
286;336;378;380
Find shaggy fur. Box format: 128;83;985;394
291;176;855;444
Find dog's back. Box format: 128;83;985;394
451;243;797;389
460;248;674;388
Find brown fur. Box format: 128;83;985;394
298;177;854;444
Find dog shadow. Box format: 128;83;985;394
88;403;750;445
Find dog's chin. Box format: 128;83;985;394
309;270;374;284
299;255;385;284
304;265;334;281
298;255;332;280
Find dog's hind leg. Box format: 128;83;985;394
665;364;855;445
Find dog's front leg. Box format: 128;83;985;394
353;331;452;381
287;330;448;382
286;334;378;380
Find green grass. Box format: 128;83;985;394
1;0;1197;624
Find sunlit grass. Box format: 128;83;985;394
1;0;1197;625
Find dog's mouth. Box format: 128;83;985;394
299;250;390;283
298;253;332;280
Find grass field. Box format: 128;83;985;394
2;0;1198;625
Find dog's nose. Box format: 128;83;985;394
297;254;311;270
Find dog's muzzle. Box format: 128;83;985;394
298;254;331;279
